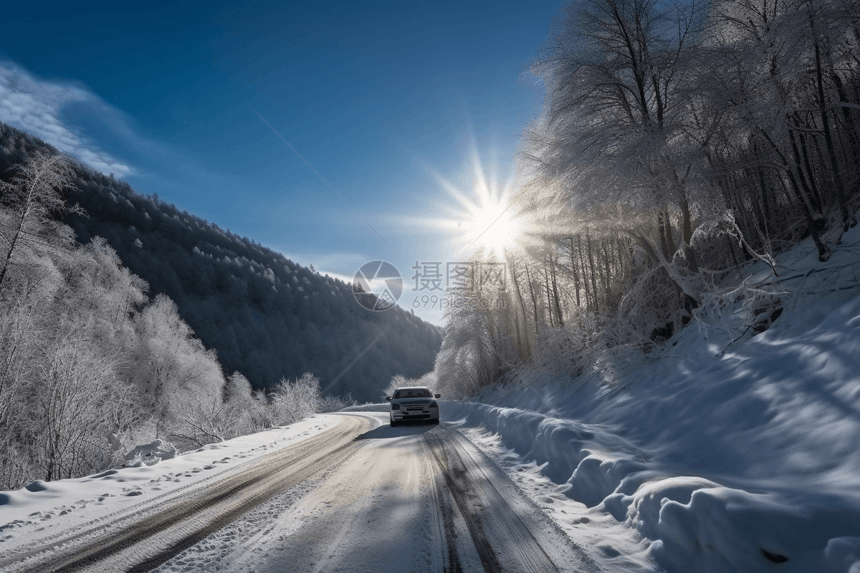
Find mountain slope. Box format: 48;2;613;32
0;122;442;401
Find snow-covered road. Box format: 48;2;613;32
1;413;601;573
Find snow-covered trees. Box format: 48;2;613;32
527;0;706;261
270;373;323;426
0;122;443;403
36;334;139;481
0;156;137;485
0;153;83;291
695;0;860;253
432;254;519;398
0;154;350;490
436;0;860;397
131;294;227;440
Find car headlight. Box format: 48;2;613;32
429;401;438;408
391;403;401;410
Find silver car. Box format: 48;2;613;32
386;386;440;427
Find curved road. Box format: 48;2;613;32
1;414;600;573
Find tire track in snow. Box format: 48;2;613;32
426;426;562;573
419;436;455;573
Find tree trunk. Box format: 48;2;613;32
578;236;593;311
788;126;823;214
585;229;600;313
601;240;613;309
0;205;30;291
568;238;581;308
832;73;860;190
663;211;677;258
756;164;772;233
508;259;532;358
542;261;555;328
785;167;831;260
551;259;564;328
679;194;700;273
658;212;670;259
814;41;855;230
523;263;540;335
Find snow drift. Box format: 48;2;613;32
123;440;178;467
444;228;860;572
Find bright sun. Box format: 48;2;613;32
414;148;527;259
463;194;523;255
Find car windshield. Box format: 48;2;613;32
393;388;432;399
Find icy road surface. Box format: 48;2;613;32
0;413;601;573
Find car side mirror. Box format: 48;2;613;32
385;397;391;401
435;394;441;398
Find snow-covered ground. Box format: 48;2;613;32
2;411;605;573
441;225;860;572
4;227;860;573
0;415;339;549
203;412;596;573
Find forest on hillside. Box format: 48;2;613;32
0;153;365;489
0;122;442;401
433;0;860;397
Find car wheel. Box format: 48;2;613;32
390;420;398;427
433;418;440;425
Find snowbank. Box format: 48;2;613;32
446;227;860;572
0;415;340;545
341;403;389;412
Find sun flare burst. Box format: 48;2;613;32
462;194;523;255
416;149;529;260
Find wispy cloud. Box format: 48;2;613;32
0;60;134;177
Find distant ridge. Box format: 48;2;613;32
0;121;442;401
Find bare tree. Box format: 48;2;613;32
0;154;83;292
36;333;132;481
271;373;323;425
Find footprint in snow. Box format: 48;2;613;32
598;545;620;558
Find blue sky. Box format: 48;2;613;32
0;0;564;324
